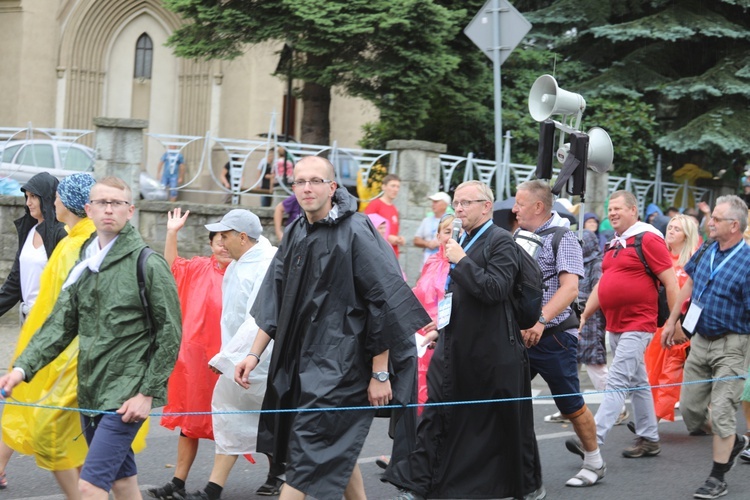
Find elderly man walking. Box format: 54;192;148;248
662;195;750;499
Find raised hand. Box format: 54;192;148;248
167;207;190;233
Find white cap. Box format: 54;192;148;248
204;209;262;239
428;192;451;205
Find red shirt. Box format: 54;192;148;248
365;197;401;257
598;231;672;333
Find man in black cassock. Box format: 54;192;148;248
385;180;544;500
235;156;431;499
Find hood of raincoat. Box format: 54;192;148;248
645;203;663;222
21;171;60;224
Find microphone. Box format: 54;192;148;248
451;219;462;242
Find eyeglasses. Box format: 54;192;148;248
709;215;736;223
291;178;333;188
451;199;489;209
89;199;131;208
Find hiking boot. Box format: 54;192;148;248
565;437;584;459
148;482;186;500
256;475;284;496
622;437;661;458
727;433;750;471
693;476;727;499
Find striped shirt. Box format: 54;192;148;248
684;240;750;336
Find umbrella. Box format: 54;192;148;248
492;198;577;231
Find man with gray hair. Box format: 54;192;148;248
662;195;750;499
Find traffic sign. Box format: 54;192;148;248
464;0;532;65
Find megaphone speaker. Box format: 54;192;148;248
528;75;587;122
587;127;614;173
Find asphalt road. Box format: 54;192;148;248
0;311;748;499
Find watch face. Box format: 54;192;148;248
375;372;389;382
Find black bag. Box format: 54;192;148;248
511;241;544;330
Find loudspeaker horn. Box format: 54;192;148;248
528;75;587;122
587;127;614;173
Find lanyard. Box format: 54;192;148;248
444;219;494;292
696;242;743;302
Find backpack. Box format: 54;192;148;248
136;247;156;358
628;233;668;327
535;226;583;320
510;236;545;330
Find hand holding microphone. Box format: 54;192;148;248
445;219;466;264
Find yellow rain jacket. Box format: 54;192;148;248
1;218;149;470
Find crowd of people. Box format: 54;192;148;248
0;161;748;500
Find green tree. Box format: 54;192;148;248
522;0;750;171
164;0;462;144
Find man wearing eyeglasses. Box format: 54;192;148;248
234;156;431;500
386;180;544;500
0;176;181;500
577;190;678;463
662;195;750;499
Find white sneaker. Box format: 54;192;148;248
544;411;569;423
614;408;630;426
740;448;750;463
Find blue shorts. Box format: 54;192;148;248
161;171;179;197
79;413;143;491
528;331;586;415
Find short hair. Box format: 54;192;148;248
609;190;638;209
92;176;132;203
455;180;495;203
209;231;217;242
382;174;401;185
516;179;553;212
715;195;748;233
295;155;336;180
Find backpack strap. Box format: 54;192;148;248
537;226;574;284
632;232;658;283
137;247;156;358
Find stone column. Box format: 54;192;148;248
386;140;447;285
93;117;148;195
585;169;609;221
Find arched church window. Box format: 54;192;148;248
134;33;153;79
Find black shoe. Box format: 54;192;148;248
148;482;187;500
727;433;750;471
256;475;284;496
565;438;584;459
627;420;636;434
174;491;208;500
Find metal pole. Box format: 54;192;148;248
492;0;503;198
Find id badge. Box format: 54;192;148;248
682;301;703;334
437;292;453;330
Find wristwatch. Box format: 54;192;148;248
372;371;390;382
539;314;547;326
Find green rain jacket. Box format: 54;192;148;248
15;223;181;411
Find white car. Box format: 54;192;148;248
0;139;167;200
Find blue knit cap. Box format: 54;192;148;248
58;173;96;218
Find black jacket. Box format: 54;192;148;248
0;172;67;316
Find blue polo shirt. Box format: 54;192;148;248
684;240;750;336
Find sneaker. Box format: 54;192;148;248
174;491;208;500
693;476;727;499
391;489;425;500
614;407;630;426
148;482;186;500
565;437;584;459
523;485;546;500
727;433;750;471
626;420;636;434
739;449;750;463
622;437;661;458
544;411;569;423
256;475;284;496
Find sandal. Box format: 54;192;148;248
376;455;390;470
0;471;7;489
565;462;606;487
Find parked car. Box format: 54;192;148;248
0;139;167;199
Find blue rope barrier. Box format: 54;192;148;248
0;374;745;417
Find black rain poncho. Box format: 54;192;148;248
251;187;430;499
